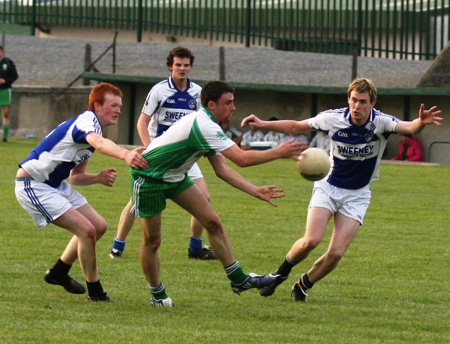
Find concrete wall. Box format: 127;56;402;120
12;87;91;139
9;85;450;165
10;86;130;142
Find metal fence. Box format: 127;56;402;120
3;0;450;60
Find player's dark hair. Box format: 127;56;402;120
166;46;195;68
201;81;235;107
88;83;123;111
348;78;377;103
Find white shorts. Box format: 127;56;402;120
15;178;88;229
187;163;203;180
309;179;372;225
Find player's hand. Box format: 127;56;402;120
419;104;443;126
99;168;117;187
241;114;263;129
276;139;308;159
256;185;285;207
125;147;149;170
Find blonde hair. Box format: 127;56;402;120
348;78;377;103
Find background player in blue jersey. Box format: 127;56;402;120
241;78;443;302
15;83;148;302
110;47;216;260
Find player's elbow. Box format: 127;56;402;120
229;155;251;167
87;134;113;157
214;166;229;180
234;159;249;168
68;173;84;185
68;175;78;185
93;136;106;152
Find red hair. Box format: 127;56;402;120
88;83;123;111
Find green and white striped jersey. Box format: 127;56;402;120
132;107;235;183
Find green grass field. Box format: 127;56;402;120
1;140;449;344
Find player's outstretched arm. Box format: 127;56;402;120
240;114;265;129
86;132;149;170
241;114;311;136
255;185;285;207
122;147;149;170
222;142;303;167
418;104;443;126
396;104;443;135
208;154;285;207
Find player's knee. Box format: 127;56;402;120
204;215;223;235
78;223;97;242
303;237;321;250
95;219;108;239
143;234;162;251
150;238;162;250
325;249;344;263
202;191;211;203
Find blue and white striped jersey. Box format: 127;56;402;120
141;77;201;140
19;111;102;187
308;107;399;189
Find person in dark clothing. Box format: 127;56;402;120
0;45;19;142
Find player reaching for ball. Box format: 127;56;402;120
241;78;443;302
131;81;305;307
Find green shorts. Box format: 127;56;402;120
0;88;11;106
131;174;194;218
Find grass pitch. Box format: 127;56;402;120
1;140;449;343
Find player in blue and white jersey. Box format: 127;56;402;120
15;83;148;302
110;47;216;260
241;78;443;302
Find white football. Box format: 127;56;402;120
297;148;331;181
